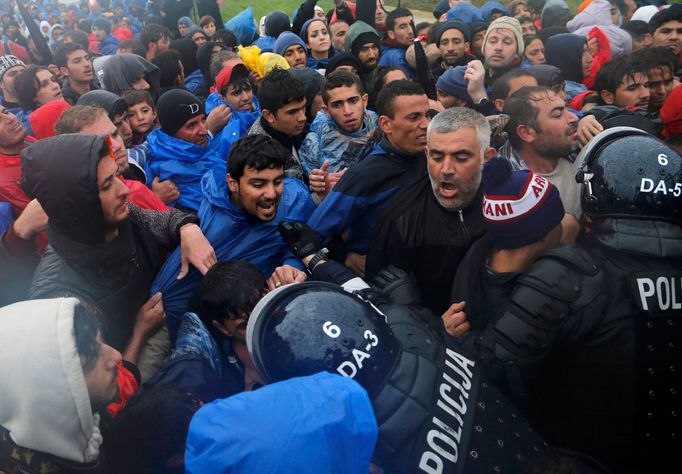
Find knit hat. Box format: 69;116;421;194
274;31;307;56
156;89;204;137
482;157;564;249
481;1;510;23
300;18;325;42
447;3;484;24
436;66;472;104
325;52;362;75
178;16;193;28
660;85;682;138
92;17;112;34
433;0;450;19
351;31;380;57
187;25;204;39
470;22;490;39
0;55;25;81
483;16;525;55
435;20;470;43
215;62;250;95
265;11;291;38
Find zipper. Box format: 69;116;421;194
458;210;470;246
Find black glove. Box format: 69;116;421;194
278;222;324;260
370;265;422;306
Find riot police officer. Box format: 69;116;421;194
459;127;681;473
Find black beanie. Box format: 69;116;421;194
157;89;204;137
325;53;362;75
351;32;380;58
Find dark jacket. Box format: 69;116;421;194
21;134;196;350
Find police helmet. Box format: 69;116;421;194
574;127;682;223
247;282;401;397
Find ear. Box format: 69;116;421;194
262;108;276;125
211;319;233;338
600;90;615;105
227;172;239;194
59;66;69;78
362;93;368;108
516;123;537;144
494;98;505;112
379;115;392;135
464;41;470;51
484;146;497;161
387;30;396;40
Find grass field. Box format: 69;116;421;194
219;0;586;24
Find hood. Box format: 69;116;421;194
567;0;612;30
0;298;102;463
344;21;380;54
544;33;586;83
28;99;71;139
170;37;199;74
185;372;377;474
101;53;160;97
21;134;108;244
480;1;510;22
197;42;228;80
541;0;570;28
571;24;631;56
77;89;127;119
590;218;682;259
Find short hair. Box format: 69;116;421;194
649;6;682;35
427;107;491;155
54;105;108;134
14;65;50;110
374;65;408;92
197;260;266;338
140;23;170;51
632;46;677;78
257;68;305;115
212;29;238;47
54;42;87;69
321;70;364;104
152;50;182;87
76;18;92;34
73;301;104;373
106;385;199;474
593;54;648;97
200;15;217;27
519;16;534;25
209;50;241;81
503;85;553;149
491;68;536;101
63;29;90;51
386;7;413;31
376;79;425;119
118;39;146;57
228;134;288;182
121;89;155;109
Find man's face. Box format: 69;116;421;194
380;94;430;155
357;43;379;70
150;35;170;58
127;101;157;135
436;88;466;109
471;30;486;58
653;21;682;55
131;74;150;91
0;106;27;149
191;31;207;46
227;165;284;221
439;29;469;67
605;72;650;109
81;332;122;412
524;38;545;65
529;91;579;159
388;15;414;46
646;66;674;112
427;128;485;211
324;85;367;133
283;44;307;69
80;113;129;173
97;153;131;229
513;4;530;18
34;69;63;107
375;0;387;28
223;81;254;112
266;99;307;137
631;32;652;51
91;26;107;41
112;113;133;149
62;49;94;83
0;65;25;100
521;19;537;36
484;28;519;71
330;21;349;51
175;114;209;146
178;23;189;37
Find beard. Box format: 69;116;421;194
534;126;578;159
429;169;482;211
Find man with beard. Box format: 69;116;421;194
482;16;525;87
649;6;682;68
501;86;581;243
367;107;493;317
345;21;382;108
55;43;97;105
149;134;315;339
593;55;651;110
377;8;415;76
633;47;677;115
431;20;474;80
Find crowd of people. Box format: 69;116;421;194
0;0;680;472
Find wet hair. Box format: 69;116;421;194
118;39;146;57
257;68;305;115
220;76;252;98
649;6;682;35
197;260;266;338
13;65;51;110
632;46;677;79
503;85;552;149
63;29;90;51
593;54;648;98
374;65;408;92
386;7;413;31
140;23;170;51
152;50;183;87
121;89;155;110
212;29;238;48
54;105;108;135
54;42;87;69
73;301;104;374
491;68;536;101
376;79;425;119
321;69;364;104
227;134;288;182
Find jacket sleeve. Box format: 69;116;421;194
298;131;321;177
128;203;199;248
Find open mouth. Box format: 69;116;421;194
439;181;458;198
258;200;276;217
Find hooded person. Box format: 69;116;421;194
254;11;291;52
0;298;119;472
48;23;65;52
325;52;363;76
289;67;323;125
100;53;160;99
544;33;590;100
344;21;381;105
447;3;484;24
170;37;203;94
567;0;633;55
92;17;120;56
177;16;195;37
39;20;51;39
195;42;229;97
480;1;511;23
540;0;571;29
28;99;70;139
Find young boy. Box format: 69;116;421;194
121;89;157;145
200;15;217;38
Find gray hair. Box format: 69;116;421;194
209;50;241;82
427;107;491;157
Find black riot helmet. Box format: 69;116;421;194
574;127;682;224
247;282;401;398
